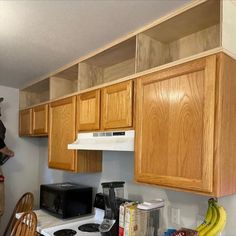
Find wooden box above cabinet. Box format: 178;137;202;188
20;78;50;109
19;104;48;137
50;64;79;100
136;0;220;72
78;37;136;91
19;0;236;111
135;53;236;197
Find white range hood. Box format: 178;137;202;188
68;130;135;151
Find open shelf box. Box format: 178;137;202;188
136;0;221;72
78;37;136;90
50;64;79;100
20;78;50;109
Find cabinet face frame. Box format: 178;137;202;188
48;96;77;172
77;90;100;131
32;104;48;135
101;80;133;130
19;109;33;136
135;55;216;193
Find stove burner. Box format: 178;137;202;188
53;229;76;236
78;223;100;232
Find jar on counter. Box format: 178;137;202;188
135;199;164;236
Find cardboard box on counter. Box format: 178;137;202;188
119;202;138;236
124;203;138;236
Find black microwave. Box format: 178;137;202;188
40;182;93;219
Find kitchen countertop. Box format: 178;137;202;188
16;209;96;233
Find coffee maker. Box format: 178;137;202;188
99;181;125;236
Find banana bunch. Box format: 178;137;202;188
196;198;227;236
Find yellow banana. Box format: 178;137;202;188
196;199;213;232
198;200;218;236
206;202;227;236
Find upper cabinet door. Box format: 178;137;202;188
102;80;133;130
77;90;100;131
19;109;32;136
32;104;48;135
135;56;216;193
48;96;77;171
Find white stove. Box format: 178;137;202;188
41;208;104;236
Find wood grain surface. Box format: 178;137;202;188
135;55;216;193
77;90;100;131
19;109;32;136
102;80;133;130
32;104;48;135
214;53;236;196
48;96;77;171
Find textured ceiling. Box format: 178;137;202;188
0;0;191;89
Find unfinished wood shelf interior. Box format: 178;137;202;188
19;0;225;110
50;64;79;99
20;78;50;109
78;37;136;90
136;0;221;72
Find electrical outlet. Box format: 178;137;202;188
171;207;180;225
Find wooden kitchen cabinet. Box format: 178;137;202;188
49;96;102;172
101;80;133;130
48;96;77;171
135;53;236;197
32;104;48;135
19;104;48;137
19;109;32;136
77;80;133;132
77;90;100;131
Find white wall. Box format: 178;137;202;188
0;86;40;235
38;147;236;236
